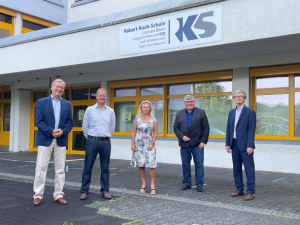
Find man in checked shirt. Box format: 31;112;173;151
79;88;116;200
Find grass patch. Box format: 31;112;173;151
114;196;127;200
97;207;109;213
63;222;73;225
86;200;106;208
114;214;127;219
25;180;32;183
122;220;142;225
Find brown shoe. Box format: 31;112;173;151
32;198;41;206
79;193;87;200
244;193;254;201
102;192;111;199
56;197;67;205
231;190;244;197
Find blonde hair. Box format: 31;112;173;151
137;100;154;119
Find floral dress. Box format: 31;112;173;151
131;116;157;168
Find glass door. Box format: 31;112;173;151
70;104;88;154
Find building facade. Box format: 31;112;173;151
0;0;300;173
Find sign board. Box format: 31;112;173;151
78;109;85;121
119;5;222;56
122;112;131;121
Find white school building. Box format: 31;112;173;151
0;0;300;173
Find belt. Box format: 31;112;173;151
233;138;236;140
88;135;110;141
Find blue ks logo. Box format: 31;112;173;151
175;11;217;42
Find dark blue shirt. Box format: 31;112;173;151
186;108;194;131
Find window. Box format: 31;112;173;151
33;91;48;102
0;13;12;24
0;12;14;39
167;81;232;135
21;14;57;34
251;65;300;140
23;20;48;31
115;88;136;97
110;71;233;137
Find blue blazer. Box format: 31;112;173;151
35;96;73;147
226;105;256;151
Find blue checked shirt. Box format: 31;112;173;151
51;94;62;129
233;104;244;139
82;103;116;139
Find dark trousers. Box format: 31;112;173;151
80;137;111;194
180;146;204;187
231;139;255;193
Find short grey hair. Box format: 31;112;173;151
96;88;107;95
233;90;247;99
184;95;195;102
52;79;66;88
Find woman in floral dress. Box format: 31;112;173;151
131;100;158;194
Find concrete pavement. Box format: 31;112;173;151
0;149;299;224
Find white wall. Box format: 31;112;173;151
68;0;164;23
111;139;300;174
9;88;31;152
1;0;300;75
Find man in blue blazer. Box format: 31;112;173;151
33;79;73;206
226;90;256;201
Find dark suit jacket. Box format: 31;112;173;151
35;96;73;147
173;107;210;147
226;105;256;151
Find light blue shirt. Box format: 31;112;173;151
234;104;244;139
51;95;62;129
82;103;116;139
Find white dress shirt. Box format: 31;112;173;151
82;103;116;139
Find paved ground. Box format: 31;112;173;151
0;150;300;225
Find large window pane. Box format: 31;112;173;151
141;86;163;95
256;94;289;135
4;103;10;131
115;102;135;132
65;90;70;100
73;105;87;127
0;13;13;24
140;100;163;133
4;92;11;99
23;20;48;31
168;98;199;134
90;87;99;99
33;91;48;102
115;88;136;97
199;96;232;135
72;88;88;100
72;131;86;151
169;81;232;95
294;92;300;136
256;77;288;89
33;130;38;148
295;75;300;88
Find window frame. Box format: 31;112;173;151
250;64;300;140
109;71;233;138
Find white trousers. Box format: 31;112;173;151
33;138;66;200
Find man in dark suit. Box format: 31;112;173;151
226;90;256;201
33;79;73;206
173;95;210;192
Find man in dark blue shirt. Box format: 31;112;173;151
173;95;210;192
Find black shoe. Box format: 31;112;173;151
197;186;203;192
181;184;191;190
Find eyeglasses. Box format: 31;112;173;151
185;101;195;104
234;95;244;99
